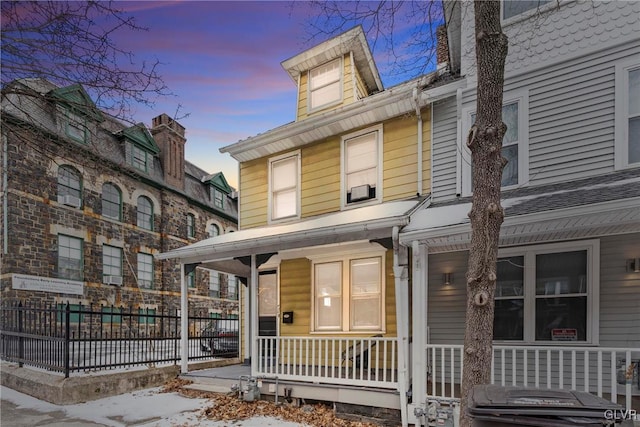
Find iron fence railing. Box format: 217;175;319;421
0;301;239;377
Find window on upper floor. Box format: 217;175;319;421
208;223;220;238
209;270;221;298
57;165;82;208
502;0;551;21
186;213;196;238
312;254;384;333
58;234;83;281
309;58;342;112
342;126;382;207
462;90;529;195
136;196;154;231
65;110;89;143
101;183;121;220
103;245;123;284
212;188;224;209
137;252;153;289
269;152;300;222
615;60;640;169
493;240;599;345
131;145;150;172
227;275;238;300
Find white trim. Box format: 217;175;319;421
496;239;600;346
340;124;384;210
461;88;530;196
500;0;556;27
267;150;301;223
307;56;344;114
614;57;640;170
205;219;224;238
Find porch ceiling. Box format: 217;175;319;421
157;199;422;270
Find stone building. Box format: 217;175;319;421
0;78;239;317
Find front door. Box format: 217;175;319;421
258;270;278;365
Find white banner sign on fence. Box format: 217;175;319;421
12;273;84;295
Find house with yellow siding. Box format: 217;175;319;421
159;25;464;423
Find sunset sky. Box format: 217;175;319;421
116;1;438;189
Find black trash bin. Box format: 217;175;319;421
468;385;626;427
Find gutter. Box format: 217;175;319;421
413;88;424;197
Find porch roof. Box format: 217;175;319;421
157;199;423;272
400;170;640;252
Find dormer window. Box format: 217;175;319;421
66;110;88;143
212;188;224;209
131;145;149;172
309;58;342;111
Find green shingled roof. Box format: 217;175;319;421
48;84;104;121
118;123;160;154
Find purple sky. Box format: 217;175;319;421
116;1;433;189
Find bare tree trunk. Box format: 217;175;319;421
459;2;508;426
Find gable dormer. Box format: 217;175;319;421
202;172;232;210
48;84;103;144
281;26;383;121
117;123;159;175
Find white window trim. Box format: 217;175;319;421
496;239;600;346
614;58;640;170
310;249;386;334
307;57;344;113
461;89;529;196
340;124;384;210
267;150;301;223
500;0;555;27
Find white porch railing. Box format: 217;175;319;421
426;344;640;410
255;336;399;389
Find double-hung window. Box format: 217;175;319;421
269;152;300;221
209;270;221;298
58;235;83;280
493;240;599;344
342;126;382;207
186;213;195;238
615;59;640;169
137;196;154;230
313;252;384;332
502;0;551;21
66;110;88;143
462;90;529;195
309;58;342;111
103;245;123;283
57;165;82;208
137;253;153;289
212;188;224;209
101;183;121;220
131;145;149;172
227;276;238;300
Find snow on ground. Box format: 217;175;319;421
0;385;305;427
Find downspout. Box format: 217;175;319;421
180;263;188;374
455;87;463;197
392;226;409;427
2;135;8;254
413;88;423;196
410;240;428;424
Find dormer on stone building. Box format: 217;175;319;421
151;113;187;190
116;123;160;177
281;25;383;121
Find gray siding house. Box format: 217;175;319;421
402;1;639;423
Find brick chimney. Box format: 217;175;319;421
436;25;450;69
151;113;186;190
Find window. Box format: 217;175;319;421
136;196;154;230
502;0;550;20
462;91;529;195
309;58;342;111
313;254;384;332
493;240;599;344
227;275;238;300
186;213;195;238
208;223;220;238
101;183;121;220
131;145;149;172
209;270;221;298
269;152;299;221
56;304;84;323
103;245;122;282
137;253;153;289
102;306;122;324
615;60;640;169
187;271;196;289
58;235;83;280
57;165;82;208
342;126;382;206
138;308;156;325
212;188;224;209
65;110;88;143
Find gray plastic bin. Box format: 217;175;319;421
468;385;625;427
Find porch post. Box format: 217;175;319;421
411;242;428;415
393;227;410;427
243;276;251;365
180;262;188;374
250;254;258;377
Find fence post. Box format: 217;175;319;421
18;301;24;368
64;303;70;378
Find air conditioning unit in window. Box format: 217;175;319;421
349;184;372;202
103;275;123;286
57;194;82;208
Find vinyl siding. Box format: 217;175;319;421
301;138;341;218
431;97;458;202
238;158;267;229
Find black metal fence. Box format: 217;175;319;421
0;302;239;377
